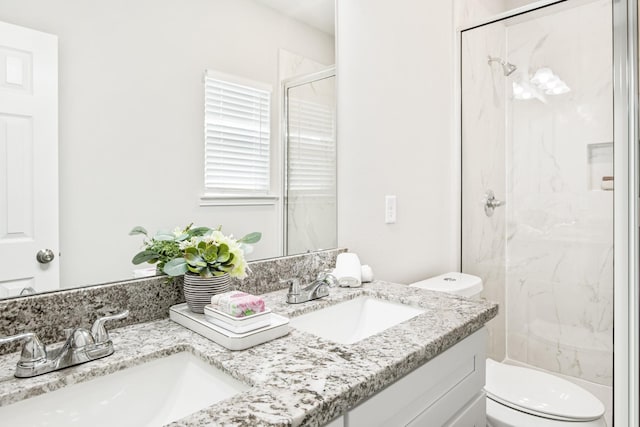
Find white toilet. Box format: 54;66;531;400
409;273;607;427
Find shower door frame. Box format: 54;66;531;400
281;66;337;256
455;1;639;425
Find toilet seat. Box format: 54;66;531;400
485;359;605;422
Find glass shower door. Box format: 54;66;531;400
461;0;613;404
283;70;336;256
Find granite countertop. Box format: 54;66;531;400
0;281;498;427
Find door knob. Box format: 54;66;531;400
36;249;55;264
484;190;505;217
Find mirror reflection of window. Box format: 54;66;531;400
203;70;271;195
284;71;336;255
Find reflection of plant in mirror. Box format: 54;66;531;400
163;229;262;279
130;224;212;272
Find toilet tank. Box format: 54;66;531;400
409;272;483;298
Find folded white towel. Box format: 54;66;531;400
361;265;374;283
334;253;362;287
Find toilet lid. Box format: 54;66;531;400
409;273;483;297
485;359;605;422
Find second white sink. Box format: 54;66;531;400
0;351;249;426
290;296;424;344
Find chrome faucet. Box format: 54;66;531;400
285;272;337;304
0;310;129;378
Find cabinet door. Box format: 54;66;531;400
347;328;487;427
441;392;486;427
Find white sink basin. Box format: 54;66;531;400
0;351;249;427
290;296;424;344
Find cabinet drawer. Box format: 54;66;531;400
347;328;487;427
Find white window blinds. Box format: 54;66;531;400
204;70;271;194
287;97;336;196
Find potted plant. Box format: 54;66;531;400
132;225;261;313
129;223;212;273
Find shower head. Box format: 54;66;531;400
487;56;517;76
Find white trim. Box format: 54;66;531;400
613;0;639;425
199;194;279;207
459;0;566;31
204;69;272;93
282;66;336;90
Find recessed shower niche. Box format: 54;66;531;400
587;142;613;191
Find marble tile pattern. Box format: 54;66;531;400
0;249;344;356
505;0;613;386
460;0;613;388
460;18;507;362
0;282;497;427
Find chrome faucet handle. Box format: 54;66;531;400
317;271;338;287
0;332;47;364
281;278;301;295
90;310;129;343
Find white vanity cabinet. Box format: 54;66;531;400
330;328;487;427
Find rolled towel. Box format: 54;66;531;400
361;265;374;283
211;291;265;317
334;253;362;287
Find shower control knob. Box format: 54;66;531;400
36;249;55;264
484;190;505;217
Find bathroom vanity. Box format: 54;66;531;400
0;279;496;427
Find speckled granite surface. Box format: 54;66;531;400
0;282;498;427
0;249;344;356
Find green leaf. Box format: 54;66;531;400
163;258;188;276
129;226;148;236
132;250;158;265
185;247;198;257
216;243;230;262
185;252;206;267
174;233;190;242
154;232;175;242
203;244;218;262
238;232;261;244
220;253;235;268
197;241;207;252
189;227;211;237
186;264;201;274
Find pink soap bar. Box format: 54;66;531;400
213;291;265;318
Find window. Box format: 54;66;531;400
203;70;271;195
287;97;336;196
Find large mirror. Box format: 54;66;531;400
0;0;336;298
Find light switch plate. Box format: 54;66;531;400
385;195;397;224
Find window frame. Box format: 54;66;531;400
200;69;277;206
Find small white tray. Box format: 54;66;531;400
204;312;272;334
170;303;290;351
204;305;272;325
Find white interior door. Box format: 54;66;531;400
0;21;58;297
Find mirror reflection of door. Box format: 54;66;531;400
283;68;336;256
0;21;58;297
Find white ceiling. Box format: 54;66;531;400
252;0;335;36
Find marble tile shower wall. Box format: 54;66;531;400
505;0;613;386
0;249;344;356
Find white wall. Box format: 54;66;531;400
336;0;457;283
0;0;334;288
